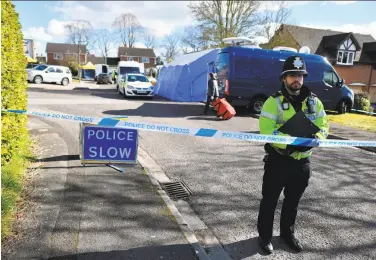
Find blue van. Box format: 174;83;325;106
214;46;354;114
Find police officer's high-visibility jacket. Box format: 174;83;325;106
259;89;329;160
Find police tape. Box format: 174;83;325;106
3;109;376;148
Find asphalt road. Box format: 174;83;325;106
22;82;376;259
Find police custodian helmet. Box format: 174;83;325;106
280;55;308;78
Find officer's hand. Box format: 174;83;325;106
210;96;214;100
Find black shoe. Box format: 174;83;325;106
280;233;303;252
258;237;273;255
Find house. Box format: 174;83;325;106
264;24;376;102
117;47;156;69
45;43;87;66
87;55;120;71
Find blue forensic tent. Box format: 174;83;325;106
155;49;219;102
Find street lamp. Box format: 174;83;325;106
78;40;86;82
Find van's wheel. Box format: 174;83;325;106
249;97;266;114
61;78;69;86
337;100;347;114
34;76;43;84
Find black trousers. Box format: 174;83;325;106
204;96;217;114
257;149;311;243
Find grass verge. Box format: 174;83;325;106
1;136;35;242
328;112;376;132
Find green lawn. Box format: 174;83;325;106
328;112;376;132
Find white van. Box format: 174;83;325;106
94;64;110;81
27;64;72;86
116;61;141;89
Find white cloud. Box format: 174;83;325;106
51;1;192;38
47;19;68;37
258;1;312;12
23;27;53;42
334;1;357;5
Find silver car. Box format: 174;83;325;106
27;65;72;86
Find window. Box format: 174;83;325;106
56;68;63;73
66;69;71;74
34;65;48;71
323;71;339;87
119;66;140;75
54;53;63;60
127;75;149;82
337;50;355;65
141;57;150;63
47;67;55;73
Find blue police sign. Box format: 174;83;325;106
81;125;138;164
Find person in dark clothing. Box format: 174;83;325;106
257;55;329;255
203;72;219;115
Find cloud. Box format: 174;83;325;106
258;1;312;12
47;19;68;37
334;1;357;5
51;1;192;38
23;27;53;42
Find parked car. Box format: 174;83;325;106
214;46;354;114
94;64;110;82
26;63;39;72
27;65;72;86
118;73;154;99
96;73;112;84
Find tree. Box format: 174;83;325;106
258;1;292;41
112;13;142;47
1;0;32;239
161;34;180;62
188;0;263;47
180;26;208;53
65;20;95;52
142;28;157;48
96;29;112;64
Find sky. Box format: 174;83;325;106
15;1;376;58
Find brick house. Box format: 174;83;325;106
45;43;87;66
263;24;376;102
117;47;156;69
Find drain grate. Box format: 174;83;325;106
159;181;192;200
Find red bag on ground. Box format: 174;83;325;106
212;98;236;120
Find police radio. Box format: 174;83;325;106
282;98;290;110
306;96;316;114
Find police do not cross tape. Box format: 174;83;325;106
2;109;376;148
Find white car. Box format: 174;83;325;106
27;65;72;86
118;73;154;99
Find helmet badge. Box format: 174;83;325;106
293;57;303;69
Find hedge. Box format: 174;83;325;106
353;92;371;112
1;0;33;240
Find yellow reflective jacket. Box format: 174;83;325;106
259;90;329;160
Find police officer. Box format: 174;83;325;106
257;55;329;254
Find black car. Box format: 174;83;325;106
96;73;112;84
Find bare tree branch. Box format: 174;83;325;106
258;1;292;41
180;26;209;53
188;0;263;46
161;34;180;62
142;28;157;48
65;20;95;52
96;29;112;64
112;13;142;47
